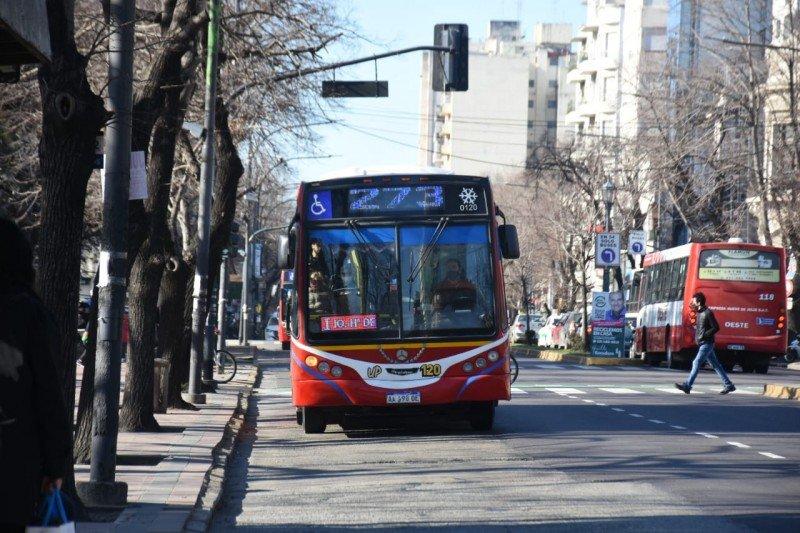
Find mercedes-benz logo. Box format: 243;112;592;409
396;349;408;361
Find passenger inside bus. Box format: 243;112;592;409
432;258;477;311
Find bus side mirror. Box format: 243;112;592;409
278;234;294;270
498;224;520;259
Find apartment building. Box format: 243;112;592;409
565;0;668;140
418;21;573;179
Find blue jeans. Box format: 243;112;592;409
686;342;733;389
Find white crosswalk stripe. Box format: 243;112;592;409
545;387;586;395
655;387;705;395
598;387;645;394
510;387;528;395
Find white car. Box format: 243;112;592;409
511;314;543;344
265;313;279;341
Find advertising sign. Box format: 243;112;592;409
595;232;620;267
591;291;626;326
591;325;626;357
628;229;646;256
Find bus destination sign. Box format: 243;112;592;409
305;183;487;220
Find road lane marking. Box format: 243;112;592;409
599;387;645;394
648;419;665;424
670;425;686;430
260;388;292;396
510;387;528;395
727;441;750;449
758;452;785;459
612;408;626;412
629;413;644;418
656;387;684;394
566;396;578;399
546;387;586;395
581;399;596;404
695;432;719;439
595;402;607;406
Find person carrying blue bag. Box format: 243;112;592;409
26;488;74;533
0;218;71;532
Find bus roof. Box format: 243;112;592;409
643;242;784;267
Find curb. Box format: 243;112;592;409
182;363;261;532
762;383;800;400
511;347;645;366
788;362;800;372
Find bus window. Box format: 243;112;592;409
665;260;678;301
399;223;494;336
674;257;687;300
645;266;656;304
306;226;399;338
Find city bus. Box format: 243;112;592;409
277;269;294;350
633;241;787;373
278;169;520;433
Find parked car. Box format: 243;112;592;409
537;313;563;348
511;313;544;344
265;312;280;341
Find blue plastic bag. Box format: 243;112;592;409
26;488;75;533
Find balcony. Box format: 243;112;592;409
566;68;588;84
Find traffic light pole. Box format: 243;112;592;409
217;249;228;352
186;0;220;404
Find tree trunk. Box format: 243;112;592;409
158;256;196;409
74;277;100;463
120;74;184;430
36;9;106;492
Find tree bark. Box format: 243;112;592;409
36;0;106;494
74;276;99;463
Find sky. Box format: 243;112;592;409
287;0;586;183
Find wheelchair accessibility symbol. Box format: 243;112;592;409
307;190;332;220
310;194;326;216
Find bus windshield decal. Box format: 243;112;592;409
320;314;378;332
698;249;780;283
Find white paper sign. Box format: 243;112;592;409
628;229;646;255
100;150;148;200
595;232;621;267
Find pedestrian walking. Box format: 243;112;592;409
675;292;736;395
0;218;71;532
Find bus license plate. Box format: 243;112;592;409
727;344;745;351
386;391;421;404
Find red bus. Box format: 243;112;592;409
277;269;294;350
278;171;519;433
634;241;787;373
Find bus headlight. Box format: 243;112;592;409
318;361;330;373
331;366;343;377
475;357;487;369
487;351;499;362
463;362;474;373
305;355;318;368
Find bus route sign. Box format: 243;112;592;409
595;232;620;267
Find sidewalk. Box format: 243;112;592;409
74;346;259;532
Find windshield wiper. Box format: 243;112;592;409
407;217;449;283
346;220;393;283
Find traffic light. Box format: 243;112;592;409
229;221;242;247
432;24;468;92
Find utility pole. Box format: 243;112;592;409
186;0;220;404
217;249;229;352
239;203;251;345
77;0;133;507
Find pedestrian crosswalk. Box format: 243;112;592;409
520;385;763;396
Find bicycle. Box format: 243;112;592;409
509;354;519;384
212;348;238;383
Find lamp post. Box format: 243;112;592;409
601;180;615;292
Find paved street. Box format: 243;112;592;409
211;346;800;531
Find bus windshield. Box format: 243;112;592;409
400;223;494;336
304;222;494;339
698;248;780;283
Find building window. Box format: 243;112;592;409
527;120;534;128
528;79;535;88
547;99;557;109
549;55;559;66
547;120;557;129
642;27;667;52
604;32;615;55
548;80;557;88
528;99;534;108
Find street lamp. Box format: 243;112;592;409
601;180;615;292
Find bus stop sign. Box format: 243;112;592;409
595;233;620;267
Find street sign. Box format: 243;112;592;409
322;80;388;97
628;229;646;256
595;232;620;267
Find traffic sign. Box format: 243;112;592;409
628;229;646;256
595;232;620;267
